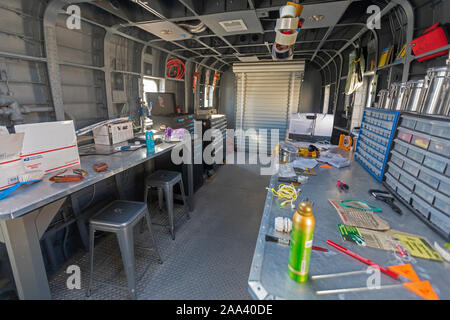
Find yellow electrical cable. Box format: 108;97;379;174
268;184;299;208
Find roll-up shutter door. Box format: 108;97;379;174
233;62;304;153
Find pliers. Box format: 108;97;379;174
369;189;402;216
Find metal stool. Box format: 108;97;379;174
86;200;162;300
143;170;189;240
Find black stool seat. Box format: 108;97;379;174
146;170;182;186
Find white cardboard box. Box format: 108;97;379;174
0;133;25;190
289;113;334;137
15;121;80;174
93;120;134;145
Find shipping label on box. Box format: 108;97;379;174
0;133;25;190
15;121;80;173
93;120;134;145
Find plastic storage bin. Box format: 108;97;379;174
398;131;412;143
430;122;450;139
400;117;416;130
418;170;440;189
434;191;450;214
390;153;404;168
428;207;450;236
411;195;430;218
414;120;432;134
387;164;401;179
423;154;447;174
399;171;416;190
393;141;408;155
402;159;420;177
385;173;397;191
414;181;435;204
438;180;450;197
411;135;430;149
406;148;425;163
429;139;450;157
396;181;412;203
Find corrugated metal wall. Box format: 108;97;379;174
0;0;53;126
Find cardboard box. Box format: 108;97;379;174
0;133;25;190
15;121;80;174
93;120;134;145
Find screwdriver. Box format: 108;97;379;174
326;240;400;281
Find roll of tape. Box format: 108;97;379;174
275;30;298;46
342;135;352;148
286;2;304;17
272;44;293;60
280;5;297;18
275;17;299;31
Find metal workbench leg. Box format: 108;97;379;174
0;198;66;300
115;173;126;200
70;195;90;251
186;162;194;212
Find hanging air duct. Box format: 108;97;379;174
0;95;24;124
177;21;207;34
0;95;53;124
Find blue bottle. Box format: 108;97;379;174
145;131;155;152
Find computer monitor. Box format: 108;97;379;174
146;92;176;116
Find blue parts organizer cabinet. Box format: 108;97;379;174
354;107;400;182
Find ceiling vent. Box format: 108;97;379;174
136;21;192;41
219;19;248;33
236;55;259;62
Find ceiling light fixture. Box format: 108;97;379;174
309;15;324;22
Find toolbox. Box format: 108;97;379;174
410;23;449;62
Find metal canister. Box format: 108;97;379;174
377;89;389;109
390;82;409;110
404;79;426;113
421;65;450;115
288;201;315;282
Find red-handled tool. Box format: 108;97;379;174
326;240;400;280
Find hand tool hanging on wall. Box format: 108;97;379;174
212;73;220;88
354;40;363;83
192;72;200;93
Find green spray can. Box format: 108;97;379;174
288;201;315;282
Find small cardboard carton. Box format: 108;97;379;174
0;133;25;190
93;120;134;145
15;121;80;173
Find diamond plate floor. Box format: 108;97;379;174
49;162;269;300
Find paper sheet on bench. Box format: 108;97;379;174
329;199;390;231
